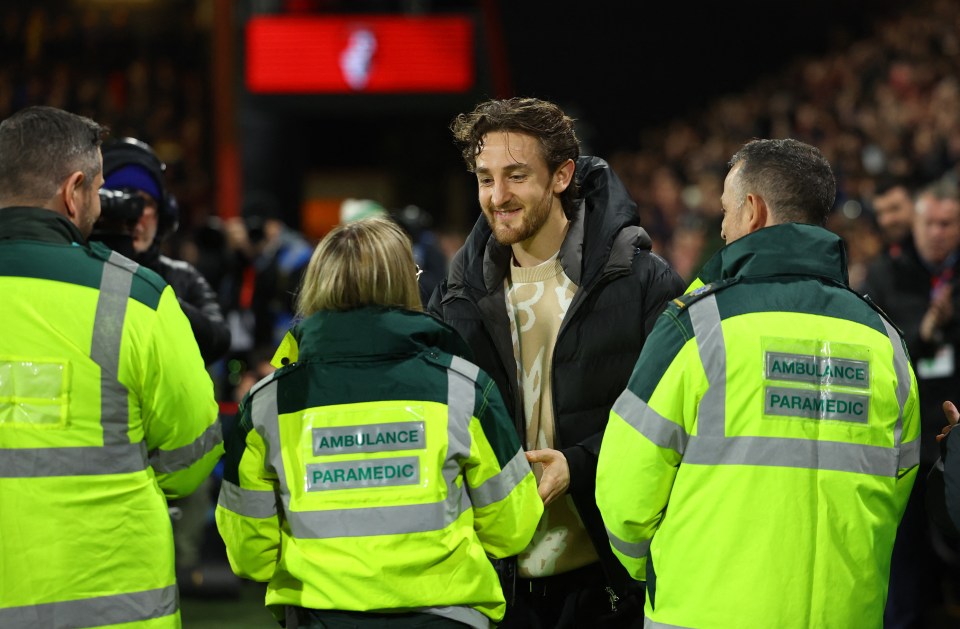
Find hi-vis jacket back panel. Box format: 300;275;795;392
216;308;542;627
0;208;222;629
597;224;919;629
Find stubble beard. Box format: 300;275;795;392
484;186;555;247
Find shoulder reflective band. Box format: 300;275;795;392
682;294;913;477
0;251;148;478
880;316;917;469
0;584;177;627
612;389;690;456
250;355;481;538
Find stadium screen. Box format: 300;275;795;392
245;14;476;95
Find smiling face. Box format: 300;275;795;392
475;131;565;247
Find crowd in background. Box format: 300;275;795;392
610;0;960;286
4;0;960;390
5;1;960;621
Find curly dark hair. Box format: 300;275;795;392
451;97;581;219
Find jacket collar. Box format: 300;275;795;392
697;223;849;286
0;206;86;245
292;307;472;362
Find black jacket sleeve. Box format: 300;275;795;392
928;430;960;540
159;257;232;365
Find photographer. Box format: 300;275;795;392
97;137;231;366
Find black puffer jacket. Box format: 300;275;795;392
141;246;232;366
428;156;684;595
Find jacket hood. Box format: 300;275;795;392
697;223;849;286
292;307;473;362
449;156;650;293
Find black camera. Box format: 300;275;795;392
98;188;145;225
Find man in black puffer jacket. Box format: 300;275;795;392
428;97;684;628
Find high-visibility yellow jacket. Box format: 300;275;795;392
216;307;543;628
597;224;920;629
0;208;223;629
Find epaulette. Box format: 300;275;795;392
670;277;740;311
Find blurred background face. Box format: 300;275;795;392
132;193;159;252
873;186;914;244
914;195;960;266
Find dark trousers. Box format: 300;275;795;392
286;608;469;629
885;468;949;629
498;563;644;629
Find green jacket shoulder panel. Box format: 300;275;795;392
88;242;167;310
672;278;740;311
0;239;165;310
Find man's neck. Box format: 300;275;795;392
511;209;570;268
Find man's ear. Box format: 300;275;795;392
60;170;85;221
553;159;575;194
743;192;770;234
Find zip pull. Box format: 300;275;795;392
605;586;620;613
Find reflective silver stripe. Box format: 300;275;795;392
218;479;277;518
250;378;472;540
287;489;470;538
605;525;650;560
645;617;693;629
445;353;551;526
149;421;223;474
91;251;137;447
683;296;909;477
881;318;910;452
900;437;920;470
0;442;147;478
0;584;178;627
414;605;490;629
688;295;725;437
445;356;477;513
251;379;289;503
612;389;689;455
685;435;899;477
446;355;476;463
469;448;530;508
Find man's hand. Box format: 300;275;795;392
921;286;953;342
525;448;570;507
938;400;960;442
